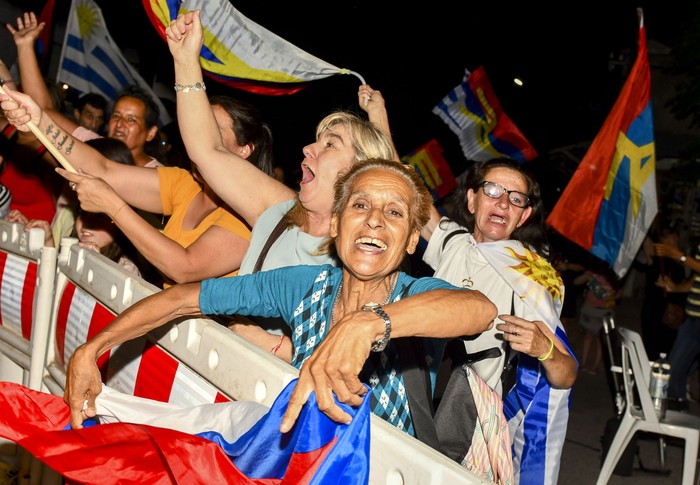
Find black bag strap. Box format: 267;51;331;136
442;228;468;251
394;337;442;451
253;215;288;273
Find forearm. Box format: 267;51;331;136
34;110;110;175
385;288;496;340
366;105;399;162
420;205;441;242
15;43;53;109
79;283;202;360
541;337;577;389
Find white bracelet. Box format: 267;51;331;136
174;82;206;93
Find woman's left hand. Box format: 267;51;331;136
280;310;374;433
497;314;553;360
57;168;123;216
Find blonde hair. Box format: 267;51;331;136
318;158;432;254
285;111;396;229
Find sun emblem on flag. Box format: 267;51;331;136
505;246;564;302
76;1;100;41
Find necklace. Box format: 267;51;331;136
331;272;398;327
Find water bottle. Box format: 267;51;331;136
649;353;671;419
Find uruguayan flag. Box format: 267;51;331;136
57;0;171;124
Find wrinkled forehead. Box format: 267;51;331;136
484;167;529;192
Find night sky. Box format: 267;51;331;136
4;0;697;203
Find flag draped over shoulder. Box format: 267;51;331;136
433;67;538;164
142;0;358;95
478;240;575;485
0;380;371;484
402;139;457;200
57;0;171;124
547;9;657;278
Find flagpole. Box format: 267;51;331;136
0;83;77;173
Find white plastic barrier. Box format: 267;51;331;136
38;242;488;484
0;220;57;391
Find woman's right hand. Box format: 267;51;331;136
6;209;28;225
57;168;124;217
166;10;203;63
24;219;55;247
64;344;103;429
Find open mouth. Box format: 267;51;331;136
488;214;507;225
300;163;315;184
355;237;387;251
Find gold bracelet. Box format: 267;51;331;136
174;82;206;93
538;335;555;361
110;203;128;223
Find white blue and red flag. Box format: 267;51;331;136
0;379;372;484
547;9;657;278
432;67;538;164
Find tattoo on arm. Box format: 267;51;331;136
57;135;69;150
65;139;75;155
51;128;61;143
45;124;54;138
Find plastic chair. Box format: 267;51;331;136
596;327;700;485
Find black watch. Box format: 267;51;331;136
362;303;391;352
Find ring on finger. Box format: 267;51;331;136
70;182;77;191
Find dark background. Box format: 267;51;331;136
3;0;698;204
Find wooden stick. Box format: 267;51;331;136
0;83;77;173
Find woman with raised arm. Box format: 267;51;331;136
0;87;274;287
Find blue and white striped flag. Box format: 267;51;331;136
57;0;171;124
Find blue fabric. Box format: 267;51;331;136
200;266;457;436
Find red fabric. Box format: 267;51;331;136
21;261;37;340
55;282;76;368
37;0;55;60
0;160;56;222
403;139;457;199
546;20;650;250
0;252;6;325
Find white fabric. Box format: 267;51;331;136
95;385;269;444
423;218;536;395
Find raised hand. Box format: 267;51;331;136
166;10;203;63
6;12;44;48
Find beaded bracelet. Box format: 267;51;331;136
174;82;206;93
538;335;555;361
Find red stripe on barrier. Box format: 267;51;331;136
55;283;76;368
134;341;177;402
88;304;116;382
214;392;230;403
0;251;7;323
21;262;37;340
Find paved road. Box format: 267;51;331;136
559;291;699;484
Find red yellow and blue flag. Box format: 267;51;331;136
432;67;538;164
402;139;457;201
0;380;371;484
547;9;657;278
142;0;363;95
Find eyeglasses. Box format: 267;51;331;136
478;181;531;208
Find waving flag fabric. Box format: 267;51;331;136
36;0;56;59
402;139;457;201
142;0;360;95
433;67;538;163
0;380;372;484
478;240;574;485
57;0;171;124
547;9;656;278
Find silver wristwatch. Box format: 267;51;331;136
362;303;391;352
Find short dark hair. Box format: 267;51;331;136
115;85;159;129
85;138;135;166
75;93;108;113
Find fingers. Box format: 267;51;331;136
280;381;311;433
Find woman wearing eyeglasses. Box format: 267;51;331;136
421;158;577;485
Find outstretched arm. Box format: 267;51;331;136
166;11;294;226
280;287;497;431
0;87;162;211
7;12;79;133
58;168;250;283
64;283;203;429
